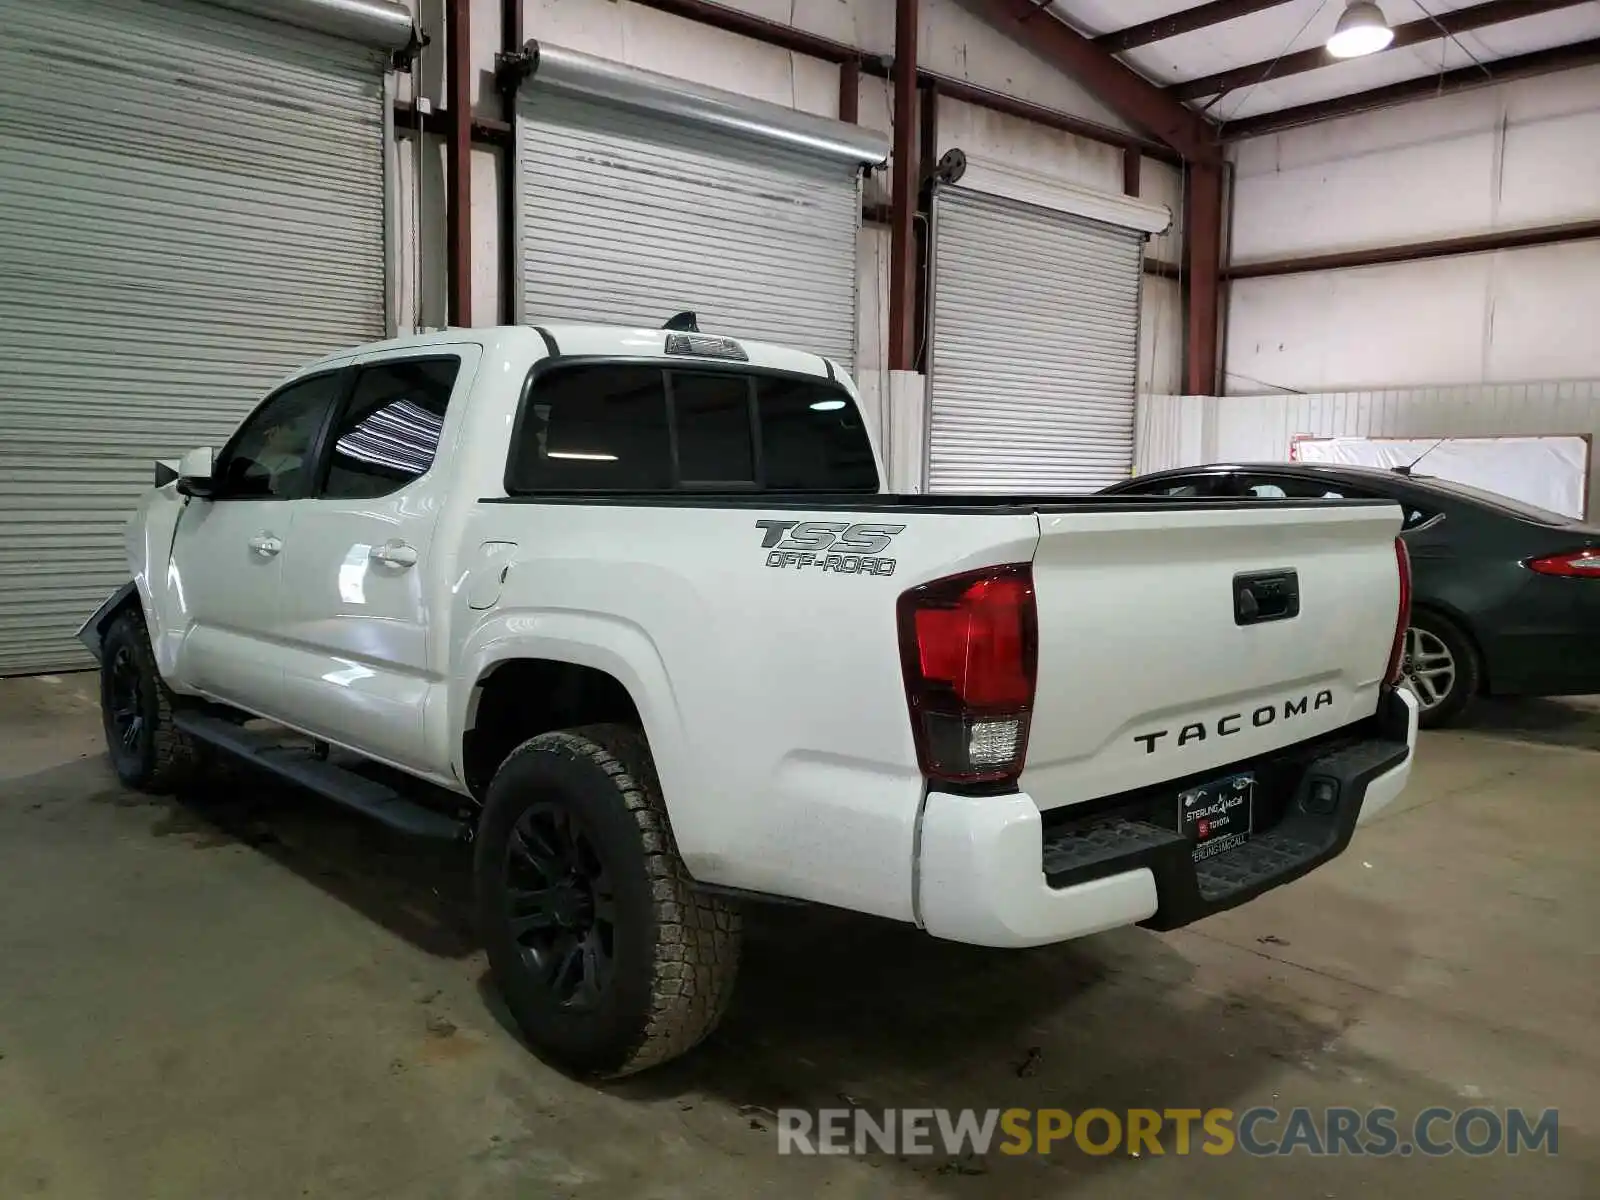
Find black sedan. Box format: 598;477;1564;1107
1103;462;1600;727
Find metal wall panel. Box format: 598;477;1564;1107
0;0;389;674
927;185;1144;494
515;91;862;369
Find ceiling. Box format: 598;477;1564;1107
1046;0;1600;130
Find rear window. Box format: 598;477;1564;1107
1413;476;1574;526
506;363;878;494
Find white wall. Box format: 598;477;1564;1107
1225;65;1600;395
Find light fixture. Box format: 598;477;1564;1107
809;399;847;412
547;451;618;461
1326;1;1394;58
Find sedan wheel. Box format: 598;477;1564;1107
1402;626;1457;713
1399;611;1481;729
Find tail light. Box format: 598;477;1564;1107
1384;536;1413;687
897;564;1038;788
1526;548;1600;577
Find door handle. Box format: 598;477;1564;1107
248;534;283;557
370;541;418;568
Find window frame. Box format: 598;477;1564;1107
211;367;352;502
313;353;464;501
503;356;878;497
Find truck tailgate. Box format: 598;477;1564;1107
1021;500;1404;810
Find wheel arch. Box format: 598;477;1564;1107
77;582;141;664
462;657;648;796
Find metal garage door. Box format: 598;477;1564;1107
506;43;888;370
0;0;411;674
927;161;1170;494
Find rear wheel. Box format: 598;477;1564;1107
1403;610;1480;729
100;611;205;792
475;724;741;1077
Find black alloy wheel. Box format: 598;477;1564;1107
504;801;618;1010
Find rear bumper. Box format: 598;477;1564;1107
915;687;1418;949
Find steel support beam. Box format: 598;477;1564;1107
888;0;919;371
839;57;860;123
972;0;1219;159
1227;218;1600;279
1122;146;1141;196
911;73;1181;164
1172;0;1590;100
1096;0;1292;53
913;82;940;374
499;0;523;323
1223;38;1600;139
445;0;471;326
1184;162;1223;395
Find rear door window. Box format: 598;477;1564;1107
1238;474;1375;501
508;363;878;494
511;366;673;492
1116;474;1228;498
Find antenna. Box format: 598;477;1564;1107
1393;438;1446;477
662;311;699;333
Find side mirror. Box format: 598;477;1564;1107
175;446;218;499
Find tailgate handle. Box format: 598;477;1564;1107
1234;570;1300;626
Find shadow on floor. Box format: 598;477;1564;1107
1457;695;1600;752
156;762;478;961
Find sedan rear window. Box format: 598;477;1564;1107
1413;476;1575;526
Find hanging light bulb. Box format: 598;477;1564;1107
1326;0;1394;58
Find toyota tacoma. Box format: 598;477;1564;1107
79;321;1419;1077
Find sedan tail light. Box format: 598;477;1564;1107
897;564;1038;788
1526;548;1600;577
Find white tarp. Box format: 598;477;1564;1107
1294;436;1590;520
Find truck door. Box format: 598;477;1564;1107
169;369;346;716
275;346;477;773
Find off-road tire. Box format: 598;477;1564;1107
100;610;205;793
475;724;742;1077
1408;608;1481;730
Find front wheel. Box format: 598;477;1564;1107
1402;610;1480;729
99;611;205;792
474;724;741;1078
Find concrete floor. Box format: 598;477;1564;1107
1;674;1595;1199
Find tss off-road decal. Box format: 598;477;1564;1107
755;520;906;577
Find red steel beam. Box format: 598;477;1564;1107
445;0;471;326
913;82;940;374
973;0;1220;159
838;57;860;123
1227;218;1600;279
1122;145;1142;196
1172;0;1590;100
888;0;919;371
1096;0;1293;53
1222;37;1600;138
1184;162;1223;395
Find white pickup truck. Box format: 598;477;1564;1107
80;321;1418;1077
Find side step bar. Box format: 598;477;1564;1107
174;712;467;841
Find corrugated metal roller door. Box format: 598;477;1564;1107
516;91;863;369
0;0;391;675
928;185;1145;494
